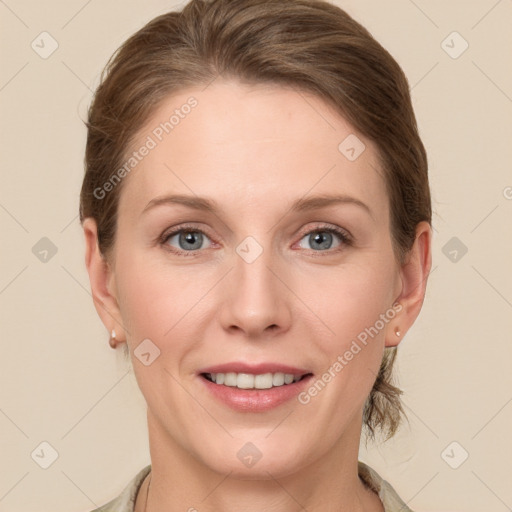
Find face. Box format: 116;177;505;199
89;79;415;478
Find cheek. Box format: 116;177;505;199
114;251;221;359
114;252;189;340
299;259;395;338
300;261;395;389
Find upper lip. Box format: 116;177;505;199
198;362;312;376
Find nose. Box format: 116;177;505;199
218;241;292;340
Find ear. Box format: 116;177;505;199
82;217;127;344
385;221;432;347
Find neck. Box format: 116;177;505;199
136;409;383;512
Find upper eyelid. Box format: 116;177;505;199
296;223;351;238
161;224;215;242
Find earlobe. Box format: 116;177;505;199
82;218;126;345
385;221;432;348
385;322;403;348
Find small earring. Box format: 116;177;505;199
395;328;401;337
109;329;117;349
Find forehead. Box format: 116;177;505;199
118;79;387;220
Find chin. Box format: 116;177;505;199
195;435;310;480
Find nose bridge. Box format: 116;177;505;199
219;234;291;337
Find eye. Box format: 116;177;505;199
296;225;351;252
160;225;213;255
159;223;352;256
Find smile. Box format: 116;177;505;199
202;372;311;389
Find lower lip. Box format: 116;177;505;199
199;374;314;412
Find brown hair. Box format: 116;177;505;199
79;0;431;441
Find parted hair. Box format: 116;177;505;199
80;0;431;441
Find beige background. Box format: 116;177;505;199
1;0;511;511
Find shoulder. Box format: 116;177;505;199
88;464;152;512
358;461;414;512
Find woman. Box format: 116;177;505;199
80;0;432;510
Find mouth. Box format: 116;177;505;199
196;362;315;411
200;371;313;390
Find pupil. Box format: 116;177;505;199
311;232;332;250
181;231;202;250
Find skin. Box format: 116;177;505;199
83;79;431;512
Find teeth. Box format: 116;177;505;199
272;373;285;386
206;372;305;389
224;372;237;386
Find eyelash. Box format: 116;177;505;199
159;223;353;257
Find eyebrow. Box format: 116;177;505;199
141;193;373;218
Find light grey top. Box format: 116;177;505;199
89;461;413;512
